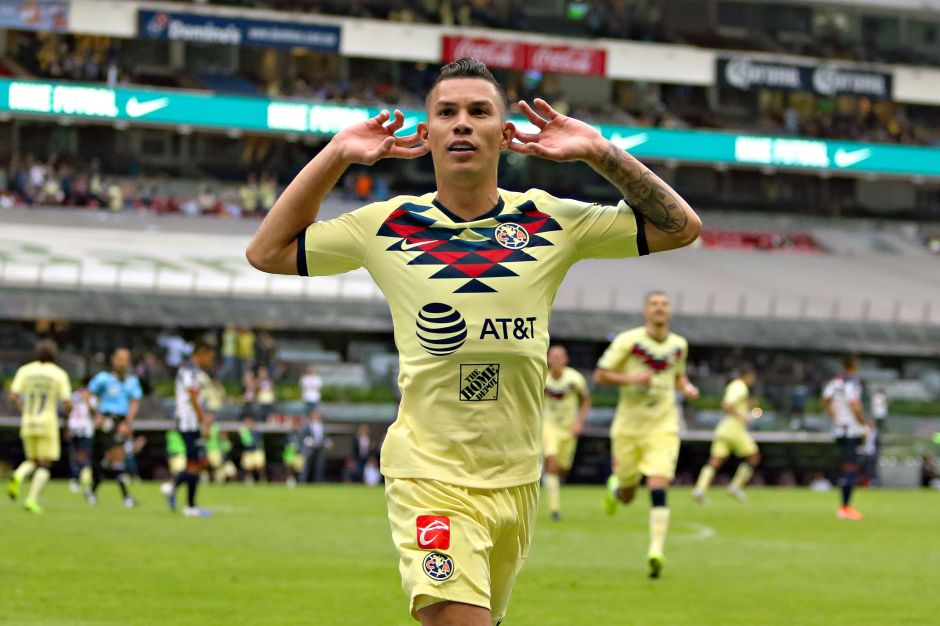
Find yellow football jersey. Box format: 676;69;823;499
543;367;588;431
722;378;749;421
300;188;647;488
597;326;688;436
10;361;72;438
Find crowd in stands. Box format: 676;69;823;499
0;153;281;217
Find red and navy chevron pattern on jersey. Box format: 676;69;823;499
376;200;562;293
631;343;683;371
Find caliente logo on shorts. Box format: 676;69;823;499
494;222;530;249
423;552;455;581
416;303;467;356
416;515;451;550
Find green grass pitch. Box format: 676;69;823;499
2;483;939;625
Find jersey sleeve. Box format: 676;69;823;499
58;369;72;401
128;377;143;400
297;205;376;277
723;380;747;406
88;372;106;395
573;370;588;395
676;338;689;378
822;380;836;400
9;367;25;394
597;334;633;371
565;199;648;260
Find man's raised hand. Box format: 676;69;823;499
335;109;429;165
508;98;604;163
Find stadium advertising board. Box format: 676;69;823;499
0;0;68;32
718;56;892;99
442;36;605;76
137;9;340;52
3;78;939;178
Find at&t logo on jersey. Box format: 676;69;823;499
423;553;455;581
494;223;529;249
416;515;451;550
416;303;467;356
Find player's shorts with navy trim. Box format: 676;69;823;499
835;436;862;465
69;435;94;456
385;477;538;623
181;430;207;463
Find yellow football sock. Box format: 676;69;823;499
731;463;754;491
649;507;671;556
13;460;36;482
695;465;716;492
27;467;50;502
545;473;561;513
79;466;93;489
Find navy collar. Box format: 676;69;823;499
432;194;504;223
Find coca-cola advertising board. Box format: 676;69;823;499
442;36;606;76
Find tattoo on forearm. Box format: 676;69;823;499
595;143;688;234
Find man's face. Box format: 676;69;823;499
112;348;130;372
422;78;511;183
644;294;672;326
742;372;756;387
195;348;216;370
547;347;568;370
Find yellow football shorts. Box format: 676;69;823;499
385;477;538;624
543;424;578;471
207;450;223;469
168;454;186;475
711;418;758;459
611;429;680;486
241;450;265;470
22;433;60;462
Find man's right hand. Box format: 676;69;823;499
334;109;428;165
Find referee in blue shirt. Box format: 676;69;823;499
88;348;142;507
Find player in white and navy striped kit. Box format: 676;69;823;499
822;356;870;520
67;381;97;503
161;341;216;517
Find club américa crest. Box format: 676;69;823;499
422;552;455;581
494;223;529;249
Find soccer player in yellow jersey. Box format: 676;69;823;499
542;345;591;521
594;291;699;579
246;58;701;625
6;340;72;514
693;365;761;503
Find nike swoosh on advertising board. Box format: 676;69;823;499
610;133;649;151
126;97;170;118
833;148;871;168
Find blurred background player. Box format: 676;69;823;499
595;291;699;578
822;356;870;520
239;417;266;484
6;339;72;513
542;345;591;521
283;421;305;488
161;340;215;517
166;429;187;477
693;365;761;503
88;347;142;507
66;376;96;503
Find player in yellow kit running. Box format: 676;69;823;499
6;339;72;514
594;291;699;579
246;58;701;625
542;345;591;521
693;365;760;503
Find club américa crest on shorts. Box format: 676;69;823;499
423;552;455;581
376;199;561;293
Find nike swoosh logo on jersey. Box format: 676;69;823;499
126;97;170;118
833;148;871;168
400;239;434;250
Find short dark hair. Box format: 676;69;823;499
429;57;508;115
36;339;58;363
645;290;669;303
193;339;215;354
843;355;860;370
737;363;756;378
